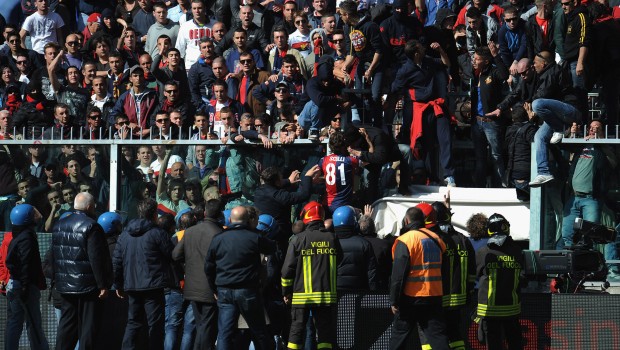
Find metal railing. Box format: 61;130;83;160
0;126;325;212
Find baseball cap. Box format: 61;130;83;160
87;13;102;24
129;65;144;75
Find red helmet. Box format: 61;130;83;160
415;202;436;228
301;201;325;224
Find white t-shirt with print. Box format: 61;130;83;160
22;12;65;54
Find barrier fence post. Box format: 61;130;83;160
109;143;119;212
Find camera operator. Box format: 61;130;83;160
557;119;618;250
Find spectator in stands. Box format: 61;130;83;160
498;6;529;86
150;145;184;179
223;5;269;54
588;2;620;127
380;0;423;67
505;106;538;201
234;51;269;116
90;76;114;127
83;105;108;140
52;192;113;350
339;0;385;127
254;55;308;115
176;0;214;69
388;39;456;187
5;204;48;350
277;0;298;34
205;205;276;349
145;3;179;58
113;198;173;350
211;22;227;49
206;82;245;129
345;124;412;202
19;0;65;55
139;53;160;90
155;81;192;128
465;7;499;58
14;52;35;85
109;66;159;136
81;13;102;46
151;111;179;140
116;27;144;68
107;52;129;100
131;0;156;43
224;28;266;74
188;38;216;111
153;49;191;103
267;26;309;79
525;0;555;62
5;32;43;74
80;61;97;91
289;12;312;58
469;45;509;187
172;199;223;350
456;0;504;27
48;53;90;127
211;57;239;100
92;37;112;75
63;33;84;70
556;0;590;113
557;119;617;249
156;149;190;217
42;103;74;140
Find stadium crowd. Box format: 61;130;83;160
0;0;620;347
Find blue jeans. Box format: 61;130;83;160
558;195;602;249
5;281;49;350
217;288;273;350
471;119;505;187
164;289;195;350
532;98;580;175
605;224;620;274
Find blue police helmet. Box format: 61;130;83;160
10;204;39;226
97;212;123;236
332;206;358;227
256;214;279;238
175;208;193;228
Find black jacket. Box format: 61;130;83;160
205;224;276;293
505;121;538;180
254;175;313;241
52;211;113;294
113;218;173;291
188;59;216;112
380;13;423;65
6;227;46;290
525;13;555;61
533;62;573;103
469;55;509;119
11;100;54;140
363;235;393;291
335;227;378;292
353;126;401;165
562;6;590;62
172;217;223;303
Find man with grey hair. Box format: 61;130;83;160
52;192;113;350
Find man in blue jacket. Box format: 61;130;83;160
113;198;174;350
205;206;277;350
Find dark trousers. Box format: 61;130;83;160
122;289;165;350
420;109;455;181
287;306;336;350
191;301;218;350
56;291;103;350
389;301;450;350
217;287;273;350
482;316;523;350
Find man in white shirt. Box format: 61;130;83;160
175;0;213;69
19;0;65;55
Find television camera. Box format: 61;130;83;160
523;218;617;292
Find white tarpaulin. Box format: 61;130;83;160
371;185;531;241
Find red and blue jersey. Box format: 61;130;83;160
318;154;359;210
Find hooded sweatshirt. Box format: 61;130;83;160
113;218;174;291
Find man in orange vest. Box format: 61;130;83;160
389;206;450;350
